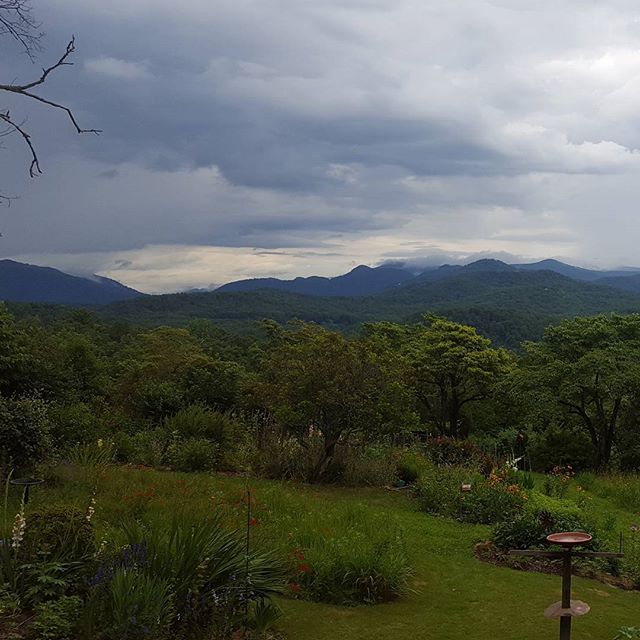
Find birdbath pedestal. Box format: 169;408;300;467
10;477;44;505
510;531;623;640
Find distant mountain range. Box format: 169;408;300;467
96;258;640;348
217;258;640;297
0;260;143;305
8;256;640;348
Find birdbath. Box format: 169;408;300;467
510;531;623;640
10;477;44;505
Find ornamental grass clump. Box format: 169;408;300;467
265;501;412;605
85;514;287;639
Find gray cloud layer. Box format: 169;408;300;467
2;1;640;291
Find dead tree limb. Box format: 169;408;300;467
0;36;101;196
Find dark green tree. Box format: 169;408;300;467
519;314;640;469
256;322;416;481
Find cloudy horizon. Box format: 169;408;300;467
3;1;640;293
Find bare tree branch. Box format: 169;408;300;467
0;0;43;60
0;109;41;176
0;36;101;190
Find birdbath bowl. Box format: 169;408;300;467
547;532;593;548
10;477;44;505
10;477;44;488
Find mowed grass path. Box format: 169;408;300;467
27;467;640;640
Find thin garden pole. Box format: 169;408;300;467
244;489;251;628
560;549;572;640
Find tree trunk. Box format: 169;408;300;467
310;436;338;482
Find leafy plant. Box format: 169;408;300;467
21;561;81;605
67;440;114;468
19;504;95;563
614;628;640;639
32;595;83;640
97;569;173;640
167;437;219;472
249;599;282;634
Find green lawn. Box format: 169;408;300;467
278;495;638;640
21;466;640;640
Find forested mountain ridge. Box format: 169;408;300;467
216;257;640;296
0;260;143;305
98;267;640;348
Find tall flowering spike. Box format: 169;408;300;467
11;508;26;551
86;495;97;522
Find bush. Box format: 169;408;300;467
340;447;398;487
416;465;473;518
167;438;219;472
269;503;411;605
0;395;51;473
49;402;97;449
85;515;286;638
393;449;429;485
163;406;249;471
416;465;527;524
298;532;411;604
32;595;83;640
492;492;592;551
424;437;495;475
93;569;173;640
19;504;95;562
528;426;595;472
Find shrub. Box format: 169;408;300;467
19;504;96;563
492;512;544;551
67;440;114;468
0;585;20;617
0;395;51;473
130;381;185;422
49;402;97;449
270;503;411;605
424;437;495;475
416;465;526;524
416;465;473;518
528;426;595;472
167;437;219;472
541;465;575;499
94;569;173;640
393;449;430;485
340;447;398;487
87;515;286;638
32;595;83;640
492;492;592;551
163;406;249;471
513;471;535;490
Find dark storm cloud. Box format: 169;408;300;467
4;1;640;291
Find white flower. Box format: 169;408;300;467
11;511;26;550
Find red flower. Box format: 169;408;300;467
249;517;258;526
297;563;310;574
288;582;301;593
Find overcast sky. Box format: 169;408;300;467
2;1;640;292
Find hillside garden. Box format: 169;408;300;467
2;304;640;638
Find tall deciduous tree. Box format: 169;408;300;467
519;314;640;469
256;322;416;481
367;317;512;437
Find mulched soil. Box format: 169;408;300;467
474;540;636;591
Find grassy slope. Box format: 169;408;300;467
22;466;640;640
278;490;637;640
